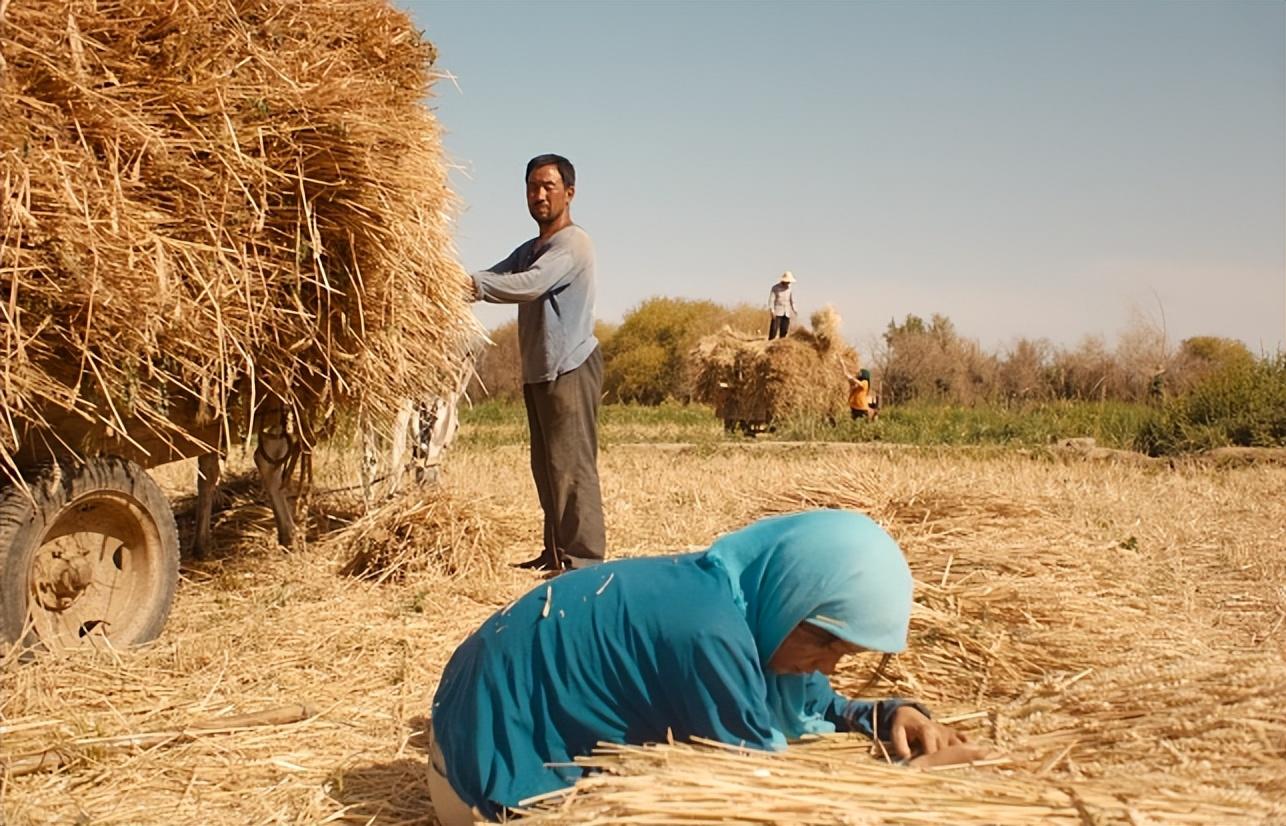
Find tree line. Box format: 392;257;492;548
467;297;1284;453
471;297;1268;406
469;297;765;404
873;311;1260;406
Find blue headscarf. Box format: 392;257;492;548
698;509;913;745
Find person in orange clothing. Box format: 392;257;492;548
842;361;877;420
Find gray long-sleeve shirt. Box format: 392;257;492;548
471;224;598;384
769;282;796;318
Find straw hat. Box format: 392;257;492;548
779;271;796;283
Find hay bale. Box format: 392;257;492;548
0;0;480;473
690;305;857;427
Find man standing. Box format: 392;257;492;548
767;271;797;340
470;154;605;572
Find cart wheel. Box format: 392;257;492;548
0;457;179;652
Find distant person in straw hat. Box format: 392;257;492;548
469;154;605;574
767;271;797;340
426;510;984;823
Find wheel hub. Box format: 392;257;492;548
31;544;96;611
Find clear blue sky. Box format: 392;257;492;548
403;0;1285;356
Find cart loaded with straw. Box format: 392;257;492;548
691;307;859;434
0;0;478;652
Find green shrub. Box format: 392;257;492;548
1135;355;1286;455
603;297;764;404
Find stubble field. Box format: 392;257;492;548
2;412;1284;824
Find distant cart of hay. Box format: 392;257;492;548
692;307;858;434
0;0;479;651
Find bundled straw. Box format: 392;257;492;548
0;0;480;475
328;490;521;583
518;734;1285;824
690;306;857;426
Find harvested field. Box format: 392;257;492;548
2;439;1285;823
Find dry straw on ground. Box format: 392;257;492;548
165;461;521;584
0;0;478;476
2;445;1284;823
516;455;1285;823
328;490;524;584
517;734;1284;824
691;306;859;427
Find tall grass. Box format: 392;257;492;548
772;400;1155;449
459;399;1156;450
461;358;1286;455
458;399;722;448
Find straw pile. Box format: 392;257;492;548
691;306;858;427
518;732;1284;824
329;489;523;583
165;454;520;581
0;0;478;475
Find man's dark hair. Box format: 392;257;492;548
526;154;575;188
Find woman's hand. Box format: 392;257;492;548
907;742;995;769
888;705;966;759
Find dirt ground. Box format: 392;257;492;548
2;440;1284;824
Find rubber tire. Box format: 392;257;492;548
0;457;179;651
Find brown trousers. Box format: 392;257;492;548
522;347;606;569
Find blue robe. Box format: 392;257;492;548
431;510;916;819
